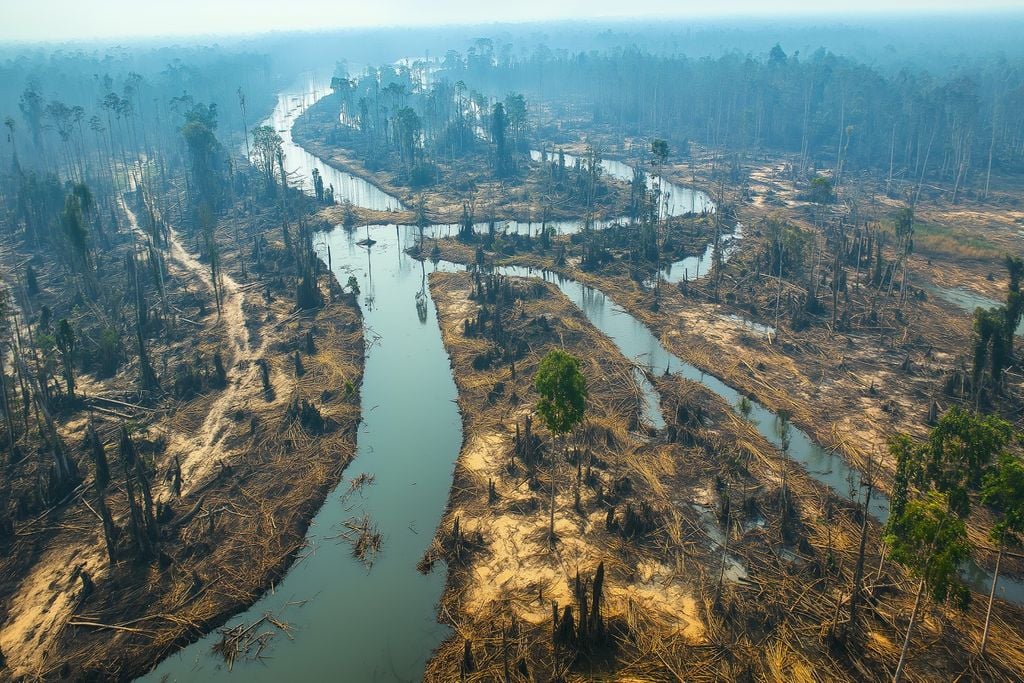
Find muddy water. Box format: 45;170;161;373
145;231;460;681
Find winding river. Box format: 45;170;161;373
144;81;1023;681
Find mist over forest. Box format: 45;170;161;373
1;6;1024;683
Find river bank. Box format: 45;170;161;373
292;90;637;226
142;78;1024;682
0;198;364;681
421;211;1024;589
424;268;1024;680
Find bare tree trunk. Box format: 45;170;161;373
773;239;784;341
835;93;846;189
894;578;926;683
985;90;998;200
549;433;565;544
0;346;16;460
854;229;863;293
980;542;1004;656
96;491;117;563
887;123;897;196
848;478;873;634
914;126;936;207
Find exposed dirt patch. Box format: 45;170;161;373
0;196;365;681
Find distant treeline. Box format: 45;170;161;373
439;41;1024;198
0;47;278;178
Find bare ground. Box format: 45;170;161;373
0;199;364;681
422;269;1024;681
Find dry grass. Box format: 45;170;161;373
420;256;1024;682
0;190;365;680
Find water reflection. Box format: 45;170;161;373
266;79;405;212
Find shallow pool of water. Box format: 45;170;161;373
926;284;1024;336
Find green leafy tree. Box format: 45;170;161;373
180;103;226;214
809;175;834;204
884;407;1011;678
393;106;422;177
921;406;1013;517
491;102;510;178
886;492;971;683
60;189;92;274
973;306;1009;392
251;124;283;194
979;454;1024;655
650;139;669;167
971;256;1024;394
887;432;924;527
503;92;528;155
535;350;587;543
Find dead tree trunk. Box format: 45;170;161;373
88;421;118;564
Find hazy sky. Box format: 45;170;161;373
3;0;1023;42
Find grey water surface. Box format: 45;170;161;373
143;83;1022;682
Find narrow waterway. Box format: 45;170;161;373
926;283;1024;336
270;79;405;212
145;233;462;682
528;149;734;282
529;149;716;217
144;82;1023;681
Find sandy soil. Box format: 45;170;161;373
422;272;730;680
422;269;1024;680
0;195;365;680
426;224;1023;584
122;199;274;494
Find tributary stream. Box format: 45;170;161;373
144;80;1024;682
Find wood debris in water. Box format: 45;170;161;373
338;513;383;568
211;612;293;670
340;472;376;502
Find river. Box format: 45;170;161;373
143;80;1023;682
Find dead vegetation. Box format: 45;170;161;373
211;610;294;670
338;513;383;568
294;93;635;228
423;179;1024;581
423;269;1024;680
0;182;365;680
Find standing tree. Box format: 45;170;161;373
891;207;914;303
54;318;76;401
491;102;510;178
979;453;1024;656
883;406;1011;680
251;124;283;196
650;138;669;168
886;492;971;683
87;420;117;564
180;103;226;217
534;350;587;543
920;406;1013;518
